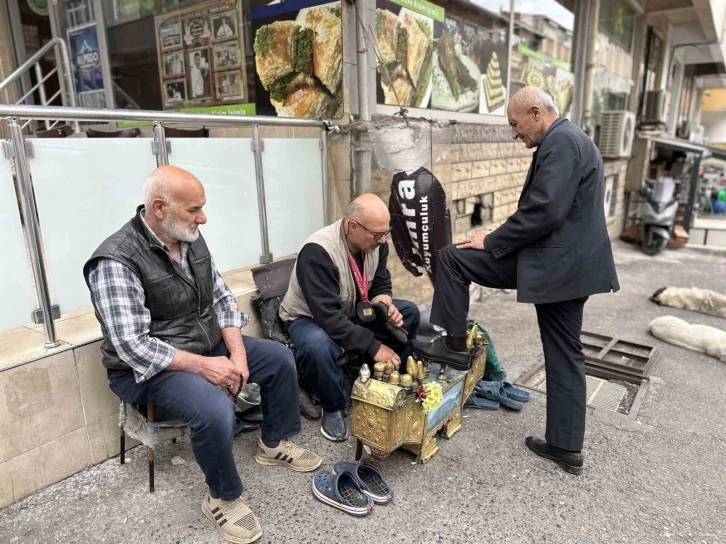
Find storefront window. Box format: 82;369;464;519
59;0;343;118
508;0;575;119
591;0;637;126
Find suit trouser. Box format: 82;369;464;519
430;244;588;451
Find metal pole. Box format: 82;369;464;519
55;40;81;133
34;64;50;131
321;129;329;225
353;0;371;195
8;118;60;348
252;125;272;264
505;0;514;112
153;122;169;166
683;152;702;233
0;103;326;128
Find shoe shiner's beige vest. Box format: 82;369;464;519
280;219;380;322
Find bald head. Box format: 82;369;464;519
142;165;204;210
507;86;559;149
508;86;558;116
344;194;391;254
142;166;207;245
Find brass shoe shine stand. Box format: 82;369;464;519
351;324;489;463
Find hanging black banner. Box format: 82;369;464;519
389;167;451;286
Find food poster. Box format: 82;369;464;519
250;0;343;119
375;0;440;109
510;42;574;119
433;17;508;115
375;0;508;116
155;0;248;110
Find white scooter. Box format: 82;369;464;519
639;177;680;256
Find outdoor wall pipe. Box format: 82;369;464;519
581;0;601;137
8;118;60;348
353;0;372;196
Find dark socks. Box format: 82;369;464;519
445;334;467;352
262;440;280;449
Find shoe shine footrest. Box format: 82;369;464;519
351;323;489;464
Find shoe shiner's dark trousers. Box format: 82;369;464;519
286;299;421;412
110;336;301;501
430;244;589;451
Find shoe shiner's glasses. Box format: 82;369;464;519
352;221;391;242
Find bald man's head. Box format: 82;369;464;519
344;193;391;254
507;86;559;148
142;166;207;244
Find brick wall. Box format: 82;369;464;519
361;120;629;304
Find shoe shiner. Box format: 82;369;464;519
411;87;620;475
280;194;421;442
84;166;322;544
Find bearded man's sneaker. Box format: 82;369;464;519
201;492;262;544
254;439;323;472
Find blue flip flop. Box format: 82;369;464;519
312;470;373;517
464;393;500;410
501;381;530;403
334;460;393;504
475;381;524;411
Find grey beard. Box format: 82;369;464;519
161;214;199;243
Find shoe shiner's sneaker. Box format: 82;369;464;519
320;409;349;442
525;436;583;476
312;470;373;517
333;460;393;504
254;439;323;472
202;491;263;544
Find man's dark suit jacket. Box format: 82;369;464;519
486;119;620;304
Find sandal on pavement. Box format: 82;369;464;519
312;470;373;517
464;393;500;410
333;460;393;504
475;381;523;411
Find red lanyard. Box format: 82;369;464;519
347;254;369;302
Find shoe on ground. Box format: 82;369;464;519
320;409;349;442
254;439;323;472
202;491;262;544
299;387;321;420
410;336;471;371
525;436;583;475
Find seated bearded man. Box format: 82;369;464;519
84;165;322;544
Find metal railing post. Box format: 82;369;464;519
54;39;81;133
252;124;272;264
8;118;60;347
321;128;329;225
153;122;169;166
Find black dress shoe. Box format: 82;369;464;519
321;409;349;442
525;436;583;475
410;336;471;371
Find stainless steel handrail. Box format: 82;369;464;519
0;38;78;131
0;103;329;128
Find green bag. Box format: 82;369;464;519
468;321;507;382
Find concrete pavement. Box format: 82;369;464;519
1;241;725;544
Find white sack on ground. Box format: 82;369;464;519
650;287;726;319
648;315;726;363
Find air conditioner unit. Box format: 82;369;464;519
599;110;635;158
643;90;668;125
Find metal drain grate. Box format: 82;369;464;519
538;375;627;412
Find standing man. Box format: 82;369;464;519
412;87;619;475
84;166;322;544
281;194;420;442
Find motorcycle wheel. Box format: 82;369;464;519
642;228;668;256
